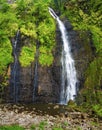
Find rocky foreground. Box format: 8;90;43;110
0;104;102;130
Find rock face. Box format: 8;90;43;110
33;27;62;103
5;36;35;103
4;20;93;103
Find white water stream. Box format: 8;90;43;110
49;7;78;104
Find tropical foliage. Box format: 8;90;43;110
0;0;56;74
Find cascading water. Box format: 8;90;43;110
33;60;38;102
10;30;20;103
33;42;39;102
49;7;78;104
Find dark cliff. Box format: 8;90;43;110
4;20;94;103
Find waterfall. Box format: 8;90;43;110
10;30;20;103
49;7;78;104
33;42;39;102
33;60;38;102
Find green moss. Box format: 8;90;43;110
85;57;102;89
38;46;54;66
19;45;36;67
39;53;54;66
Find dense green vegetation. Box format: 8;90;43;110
0;0;56;88
0;0;56;71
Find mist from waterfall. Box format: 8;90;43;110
49;7;78;104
